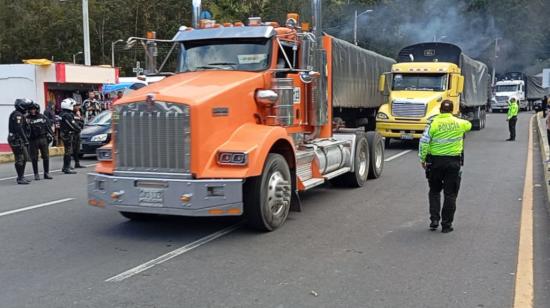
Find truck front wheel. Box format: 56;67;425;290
244;153;292;231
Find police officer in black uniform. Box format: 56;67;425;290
8;99;33;184
72;101;85;169
28;102;54;180
59;98;82;174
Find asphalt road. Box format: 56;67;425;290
0;112;548;308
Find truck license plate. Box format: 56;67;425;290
139;188;164;206
401;133;414;140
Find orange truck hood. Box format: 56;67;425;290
116;71;267;105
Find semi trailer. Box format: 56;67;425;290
87;0;393;231
376;42;490;146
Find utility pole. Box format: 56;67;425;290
111;39;124;67
82;0;91;65
492;38;500;86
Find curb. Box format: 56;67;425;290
534;112;550;212
0;147;65;164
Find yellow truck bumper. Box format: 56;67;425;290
376;121;427;140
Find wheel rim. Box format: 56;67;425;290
358;146;368;178
266;171;291;217
375;141;383;170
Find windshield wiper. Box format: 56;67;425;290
207;62;238;66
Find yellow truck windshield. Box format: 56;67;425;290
392;73;448;91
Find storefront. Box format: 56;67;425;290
0;62;118;151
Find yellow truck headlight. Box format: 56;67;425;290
377;112;389;120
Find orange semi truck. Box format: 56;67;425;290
87;0;394;231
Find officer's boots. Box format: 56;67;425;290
16;164;29;185
62;156;77;174
43;160;53;180
32;160;40;180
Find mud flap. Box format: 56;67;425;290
290;190;302;212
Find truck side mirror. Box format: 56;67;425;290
379;73;391;96
450;74;461;97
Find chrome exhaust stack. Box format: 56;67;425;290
192;0;201;28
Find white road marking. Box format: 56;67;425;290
0;198;75;218
106;223;243;282
385;150;412;162
0;163;97;182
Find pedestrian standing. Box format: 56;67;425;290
59;98;82;174
506;97;519;141
82;92;100;123
543;96;548;118
27;102;54;180
8;99;33;184
72;101;85;169
419;100;472;233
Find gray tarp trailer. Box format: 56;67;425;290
526;75;550;102
330;36;396;130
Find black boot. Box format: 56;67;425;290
429;220;439;231
32;160;40;180
21;162;31;183
74;162;85;168
43;160;53;179
15;165;29;185
62;156;77;174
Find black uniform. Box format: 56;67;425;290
8;109;30;183
72;110;85;168
59;110;82;173
28;112;54;179
427;156;462;230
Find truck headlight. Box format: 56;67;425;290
97;148;113;161
377;112;389;120
91;133;108;142
217;152;248;166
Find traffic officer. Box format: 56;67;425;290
419;100;472;233
72;101;85;169
8;99;33;184
27;102;54;180
506;97;519;141
59;98;82;174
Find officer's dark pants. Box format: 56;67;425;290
61;133;74;170
29;136;50;175
8;140;29;179
509;116;517;140
428;156;462;228
72;134;81;166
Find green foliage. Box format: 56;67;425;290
0;0;548;74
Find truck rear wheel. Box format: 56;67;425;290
244;153;291;232
366;132;384;179
332;134;369;187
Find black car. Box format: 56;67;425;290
80;110;112;157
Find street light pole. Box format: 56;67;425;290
492;38;500;86
82;0;91;65
354;9;373;46
111;39;124;67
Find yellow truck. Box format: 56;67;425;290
376;43;490;147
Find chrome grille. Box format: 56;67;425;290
114;102;190;173
391;101;427;117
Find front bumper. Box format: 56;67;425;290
376;121;427;139
87;173;243;216
81;141;107;154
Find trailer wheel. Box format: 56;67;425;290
119;211;157;221
472;108;481;131
244;153;291;231
366;132;384;179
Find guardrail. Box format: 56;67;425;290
535;112;550;211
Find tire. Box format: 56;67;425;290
244;153;292;231
332;134;369;187
471;108;481;131
366;132;384;179
480;109;486;129
119;211;157;221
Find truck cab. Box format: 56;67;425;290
493;80;527;112
87;1;387;232
376;62;463;142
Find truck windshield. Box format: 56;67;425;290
176;38;271;72
496;85;519;92
392;73;448;91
